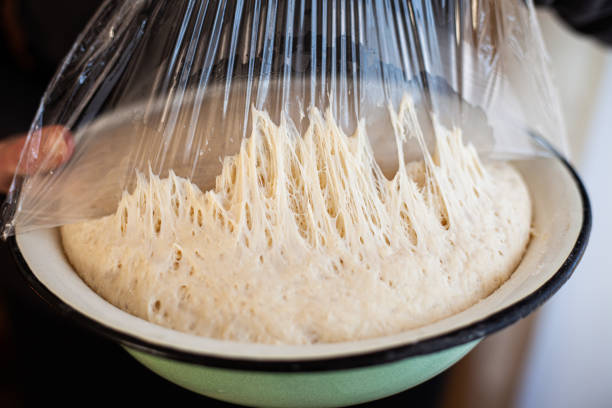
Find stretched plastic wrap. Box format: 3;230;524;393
1;0;565;237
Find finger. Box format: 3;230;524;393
0;172;13;194
0;134;28;193
24;125;74;173
0;126;74;193
0;126;74;176
0;135;27;177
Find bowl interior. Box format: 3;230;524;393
14;154;586;364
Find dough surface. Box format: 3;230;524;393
61;100;531;344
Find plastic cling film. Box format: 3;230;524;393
1;0;565;237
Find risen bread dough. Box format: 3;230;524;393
61;99;531;344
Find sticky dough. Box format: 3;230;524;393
61;98;531;344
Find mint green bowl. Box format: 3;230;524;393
126;341;477;407
11;152;590;407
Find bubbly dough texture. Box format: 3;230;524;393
61;99;531;344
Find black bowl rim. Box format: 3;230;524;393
8;142;591;373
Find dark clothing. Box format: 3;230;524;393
536;0;612;44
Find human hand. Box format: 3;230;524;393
0;126;74;193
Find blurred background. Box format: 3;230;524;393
0;1;610;407
442;8;612;408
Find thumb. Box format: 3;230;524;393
0;126;74;193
